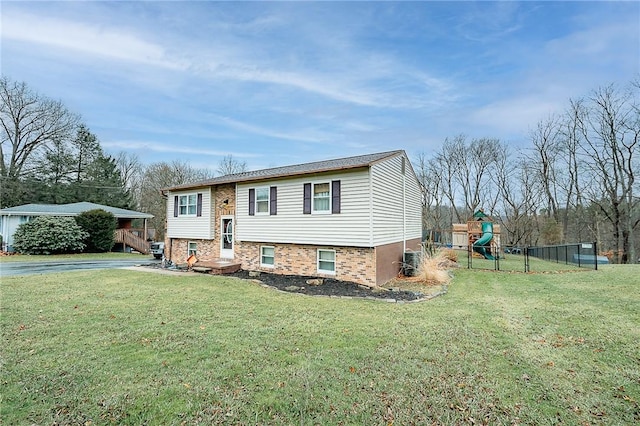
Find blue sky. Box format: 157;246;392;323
2;1;638;172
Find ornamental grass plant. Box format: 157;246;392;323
414;249;456;285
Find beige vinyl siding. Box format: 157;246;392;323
371;154;422;246
166;187;214;239
403;159;424;240
236;169;372;246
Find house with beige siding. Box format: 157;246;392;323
163;150;422;287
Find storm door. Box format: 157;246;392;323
220;216;234;258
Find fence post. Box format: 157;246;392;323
593;241;598;271
577;244;581;268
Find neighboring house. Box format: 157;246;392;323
163;150;422;287
0;202;154;253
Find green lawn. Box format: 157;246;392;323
2;265;639;425
0;252;151;263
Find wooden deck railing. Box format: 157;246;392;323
114;229;150;254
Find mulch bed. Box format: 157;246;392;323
227;270;425;301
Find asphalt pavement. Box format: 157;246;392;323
0;258;160;277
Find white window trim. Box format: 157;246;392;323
187;241;197;257
179;194;198;217
317;249;336;274
260;245;275;268
312;181;331;214
255;186;270;216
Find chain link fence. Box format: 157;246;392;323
464;242;608;272
525;242;605;272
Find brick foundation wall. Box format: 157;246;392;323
169;238;219;263
237;242;377;287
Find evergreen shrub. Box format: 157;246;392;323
75;209;117;253
12;216;88;255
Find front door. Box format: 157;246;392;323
220;216;234;258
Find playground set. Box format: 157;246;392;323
451;211;606;271
451;210;501;268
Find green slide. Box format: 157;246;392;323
473;221;495;260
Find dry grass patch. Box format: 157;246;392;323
384;249;457;293
414;249;457;285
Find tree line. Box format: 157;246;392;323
416;80;639;264
2;76;637;262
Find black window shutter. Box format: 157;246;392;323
332;180;341;214
196;193;203;217
270;186;277;215
173;195;179;217
303;183;311;214
248;188;255;216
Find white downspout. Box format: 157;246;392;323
1;214;8;250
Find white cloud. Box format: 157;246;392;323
101;140;260;159
469;96;559;138
2;11;185;70
2;6;455;110
211;114;334;144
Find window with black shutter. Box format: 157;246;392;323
303;183;311;214
303;181;341;214
196;193;203;217
331;180;341;214
248;188;255;216
270;186;277;215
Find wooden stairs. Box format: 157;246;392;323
191;259;242;275
114;229;150;254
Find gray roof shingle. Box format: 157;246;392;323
165;150;405;191
0;202;153;219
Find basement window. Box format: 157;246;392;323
260;246;275;267
317;249;336;274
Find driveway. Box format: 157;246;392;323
0;258;161;277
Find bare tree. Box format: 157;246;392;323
415;152;449;243
435;135;467;222
0;77;79;180
434;135;501;221
467;137;501;216
558;100;587;241
575;83;639;263
528;115;563;222
495;147;538;246
217;155;247;176
115;151;143;207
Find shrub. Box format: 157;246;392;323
12;216;88;255
75;209;117;253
